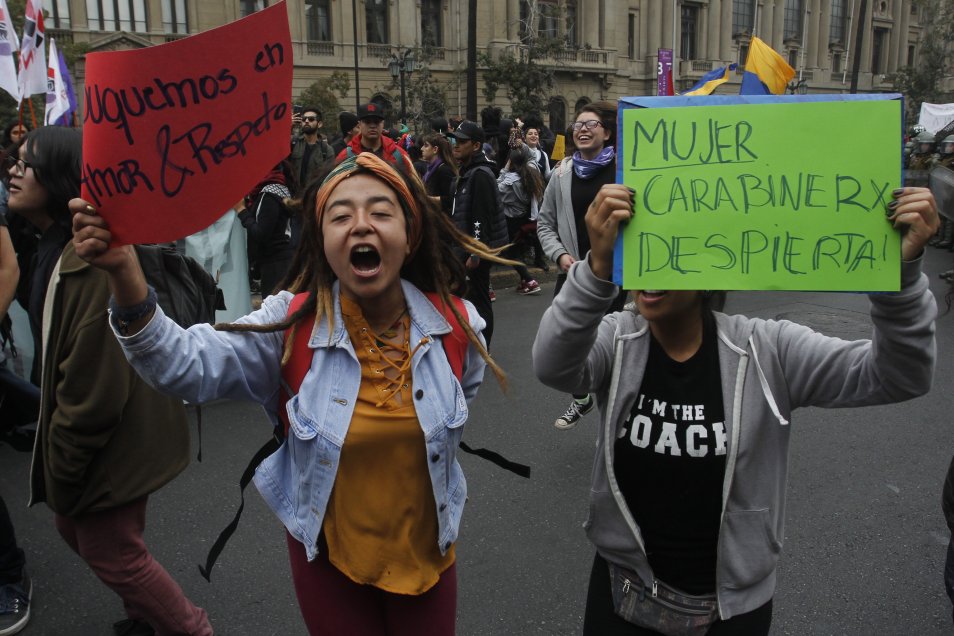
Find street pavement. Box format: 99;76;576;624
3;247;954;635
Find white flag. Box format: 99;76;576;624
0;0;19;102
17;0;45;102
45;38;67;124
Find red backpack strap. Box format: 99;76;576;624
278;293;314;437
423;292;468;382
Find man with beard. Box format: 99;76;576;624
290;106;335;195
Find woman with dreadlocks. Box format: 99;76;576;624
69;152;510;635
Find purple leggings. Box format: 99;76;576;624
286;532;457;635
55;496;212;636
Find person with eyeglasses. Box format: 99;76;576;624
3;135;74;386
10;127;213;636
537;101;628;430
289;106;335;196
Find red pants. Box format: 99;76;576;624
55;496;212;636
286;532;457;635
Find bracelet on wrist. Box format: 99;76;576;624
109;285;158;334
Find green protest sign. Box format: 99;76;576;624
616;96;902;291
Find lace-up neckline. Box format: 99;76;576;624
340;296;428;410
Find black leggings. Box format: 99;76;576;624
583;553;773;636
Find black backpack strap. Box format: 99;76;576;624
458;441;531;478
198;435;281;581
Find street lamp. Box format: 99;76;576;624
387;49;416;124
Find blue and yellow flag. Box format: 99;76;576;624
740;36;795;95
681;64;737;96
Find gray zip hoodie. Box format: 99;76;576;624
532;256;936;619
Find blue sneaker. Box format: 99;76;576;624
0;571;31;636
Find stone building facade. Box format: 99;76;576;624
50;0;929;132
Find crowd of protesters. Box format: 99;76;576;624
0;93;951;636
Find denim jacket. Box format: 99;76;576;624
113;280;487;561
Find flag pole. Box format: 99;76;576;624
26;97;37;128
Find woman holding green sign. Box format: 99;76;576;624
533;183;939;635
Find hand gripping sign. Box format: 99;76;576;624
615;94;903;292
80;2;293;246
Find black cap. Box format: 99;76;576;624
449;120;485;143
338;111;359;131
357;102;385;121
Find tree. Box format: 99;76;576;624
297;71;351;135
892;0;954;120
477;0;565;117
403;44;450;133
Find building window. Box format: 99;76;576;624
240;0;265;16
161;0;187;34
738;42;749;66
829;0;847;45
732;0;755;36
565;0;577;46
681;4;699;60
788;48;798;67
832;51;842;72
520;0;575;43
48;0;71;29
366;0;389;44
86;0;148;32
421;0;441;47
628;12;637;58
871;27;887;73
907;44;915;66
306;0;331;41
783;0;803;41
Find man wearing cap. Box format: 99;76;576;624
290;106;335;195
334;102;412;170
450;120;508;346
331;111;359;156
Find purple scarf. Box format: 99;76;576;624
573;146;615;179
423;157;443;184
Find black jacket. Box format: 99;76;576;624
239;187;293;264
452;152;507;252
425;162;458;217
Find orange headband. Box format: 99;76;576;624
314;152;422;258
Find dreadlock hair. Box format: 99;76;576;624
214;152;513;388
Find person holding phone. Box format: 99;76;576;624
290;106;335;195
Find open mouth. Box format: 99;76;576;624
639;290;668;301
351;245;382;275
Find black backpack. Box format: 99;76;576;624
134;243;222;329
134;243;224;463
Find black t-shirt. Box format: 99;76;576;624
613;312;726;594
570;159;615;257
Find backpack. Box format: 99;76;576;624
134;243;222;329
499;174;532;220
135;243;224;463
197;291;530;581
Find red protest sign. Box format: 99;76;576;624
80;2;292;246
